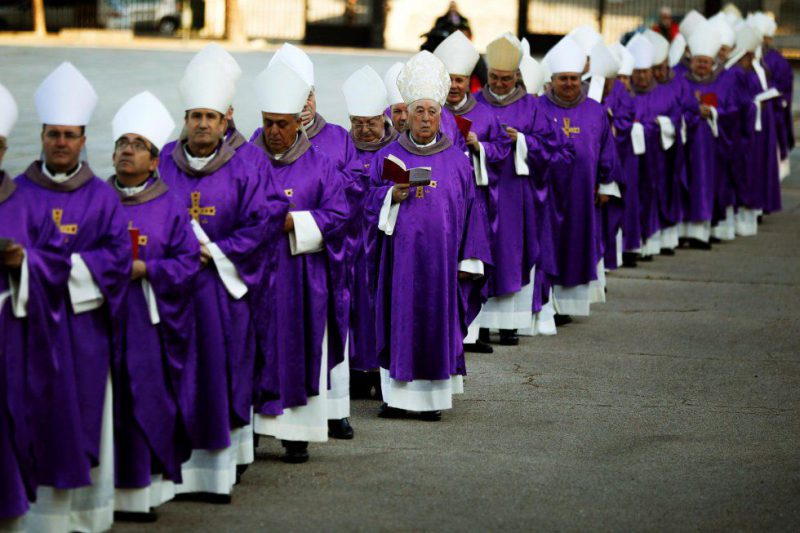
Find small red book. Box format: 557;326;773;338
382;154;432;187
701;92;718;108
454;115;472;139
129;228;140;260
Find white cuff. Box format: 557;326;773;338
458;258;484;276
598;181;621;198
588;75;605;103
753;60;768;91
0;290;9;318
68;253;105;314
141;278;160;325
631;123;646;155
754;88;781;132
707;106;719;138
514;132;529;176
680;116;687;144
288;211;324;255
191;220;248;300
9;252;29;318
378;188;400;236
656;116;676;150
208;242;248;300
472;142;489;187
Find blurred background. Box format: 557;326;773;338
0;1;797;56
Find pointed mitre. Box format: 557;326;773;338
627;34;654;69
668;34;687;67
590;41;620;78
433;30;480;76
35;62;98;126
0;82;18;138
179;57;235;114
187;43;242;85
255;60;310;114
396;51;450;106
679;10;707;39
112;91;175;151
709;13;735;47
342;65;388;117
383;62;405;106
643;29;670;65
688;22;722;59
610;42;635;76
569;24;602;55
546;36;586;75
519;55;545;95
269;42;315;87
486;32;523;71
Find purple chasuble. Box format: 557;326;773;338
0;172;73;516
249;135;349;414
366;133;491;382
15;162;131;479
538;90;622;287
159;140;285;449
762;47;795;159
111;175;198;488
474;86;574;297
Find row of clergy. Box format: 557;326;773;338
0;6;793;531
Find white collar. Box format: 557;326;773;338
42;162;82;183
184;144;216;171
453;94;469;110
409;133;438;148
488;89;511;101
113;178;148;197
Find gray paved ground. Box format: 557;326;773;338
2;46;799;531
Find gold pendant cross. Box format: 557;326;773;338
52;208;78;235
188;191;216;223
562;117;580;138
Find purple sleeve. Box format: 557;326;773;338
481;117;513;163
525;106;576;173
308;163;350;242
597;113;622;186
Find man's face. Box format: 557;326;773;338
41;125;85;173
0;135;6;168
652;62;669;83
391;103;408;132
718;45;732;62
690;56;714;79
739;51;754;70
764;36;773;47
185;108;226;154
408;100;440;144
350;115;385;143
447;74;469;105
660;13;672;26
632;68;654;89
552;73;582;102
112;133;158;181
262;112;301;154
488;68;517;96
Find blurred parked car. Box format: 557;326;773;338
99;0;181;35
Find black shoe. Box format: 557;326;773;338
688;238;712;250
554;314;572;326
660;248;675;256
417;410;442;422
173;492;232;504
757;215;763;225
280;440;309;464
678;237;690;248
328;418;354;439
709;236;721;244
622;252;638;268
235;463;249;484
638;254;654;262
114;511;158;523
464;339;494;353
478;327;491;343
498;329;519;346
378;403;406;419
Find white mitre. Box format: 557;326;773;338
610;42;635;76
0;82;18;138
519;55;545;95
680;10;707;39
396;51;450;106
709;13;735;47
668;34;687;67
688;22;722;59
433;30;480;76
590;41;620;78
35;62;98;126
269;42;315;87
627;34;655;69
569;24;602;55
725;25;762;68
383;62;405;106
547;36;586;75
342;65;387;117
179;57;235;114
255;60;310;115
643;29;670;65
486;32;523;71
187;43;242;85
112;91;175;151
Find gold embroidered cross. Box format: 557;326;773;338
52;208;78;235
414;180;437;199
127;221;148;246
562;118;580;138
188;191;216;223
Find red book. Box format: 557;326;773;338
454;115;472;139
701;92;718;108
382;154;432;187
129;228;140;260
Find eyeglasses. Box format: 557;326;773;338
44;130;82;141
115;138;152;153
351;119;383;130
